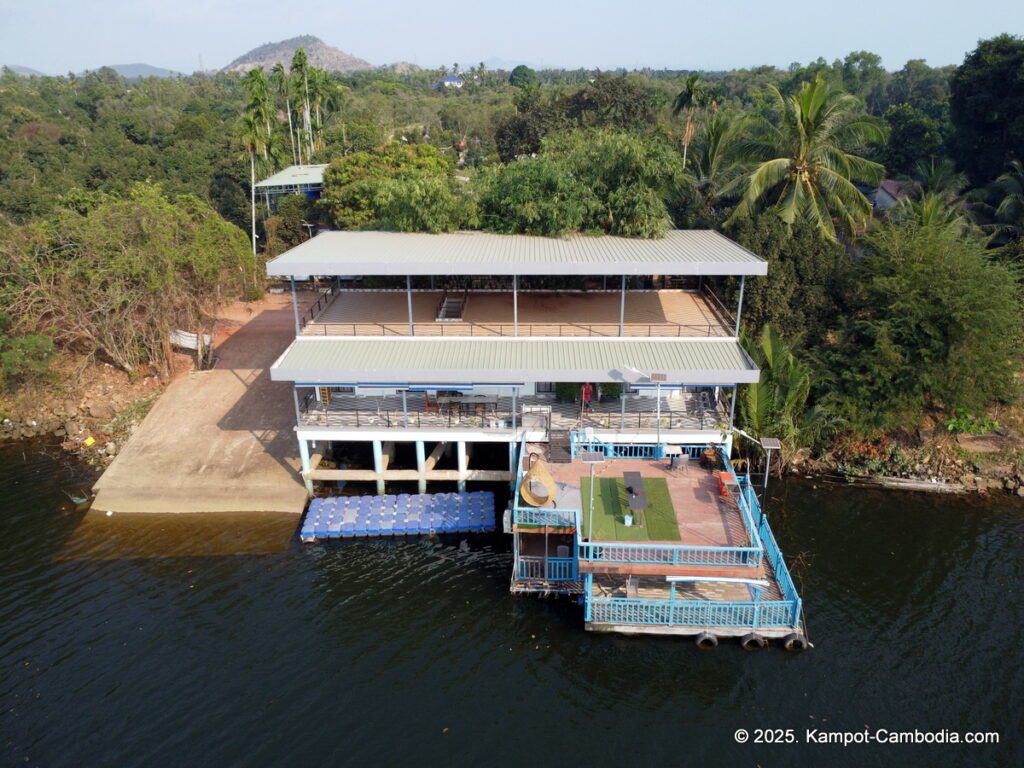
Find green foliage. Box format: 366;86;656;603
476;158;592;235
319;142;455;229
971;159;1024;250
0;182;255;373
739;325;827;461
542;129;677;237
822;219;1023;433
945;411;1000;435
264;194;314;256
729;74;887;240
726;213;850;345
950;34;1024;186
884;103;944;176
0;312;54;388
371;175;462;233
554;382;579;401
509;65;538;89
563;74;667;131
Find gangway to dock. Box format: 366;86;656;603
300;491;495;541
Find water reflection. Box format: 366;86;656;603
58;510;301;559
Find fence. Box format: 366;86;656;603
517;557;577;581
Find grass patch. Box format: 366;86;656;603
580;476;680;542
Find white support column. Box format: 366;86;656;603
290;277;301;335
298;437;313;494
416;440;427;494
620;389;626;429
734;275;746;336
655;381;662;446
372;439;385;494
513;274;518;336
619;275;626;336
292;386;303;429
406;275;415;336
729;385;737;430
401;389;409;428
511;387;517;431
457;441;468;493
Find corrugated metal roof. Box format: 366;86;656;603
254;164;329;190
265;230;767;277
270;337;760;385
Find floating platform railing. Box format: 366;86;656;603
578;541;762;567
585;595;799;629
514;508;579;528
517;556;577;581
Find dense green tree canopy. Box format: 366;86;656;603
950;34;1024;186
823;220;1022;432
0;183;255;373
476;158;592;236
319;142;455;229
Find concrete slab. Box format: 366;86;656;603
91;293;314;514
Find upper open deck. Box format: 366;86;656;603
302;287;734;338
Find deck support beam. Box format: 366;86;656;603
513;274;518;336
735;275;745;336
406;275;414;336
619;275;626;336
372;440;385;493
292;385;303;429
297;437;313;494
457;441;468;492
416;440;427;493
290;277;301;336
728;385;737;432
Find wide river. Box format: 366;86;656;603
2;440;1022;767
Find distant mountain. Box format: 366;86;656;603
4;64;49;76
223;35;372;73
79;63;182;79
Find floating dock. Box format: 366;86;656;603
300;491;496;542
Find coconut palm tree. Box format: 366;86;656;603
242;68;273;161
891;193;974;236
290;48;314;162
672;74;713;171
728;74;887;240
270;62;297;165
975;160;1024;249
687;110;746;217
238;113;267;289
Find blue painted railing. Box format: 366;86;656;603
514;508;579;528
757;509;803;626
586;596;799;628
578;540;761;566
517;556;577;581
570;433;711;461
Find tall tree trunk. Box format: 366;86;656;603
286;97;297;164
250;151;257;293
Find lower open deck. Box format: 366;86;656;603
299;390;726;435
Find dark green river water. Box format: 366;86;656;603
2;440;1022;767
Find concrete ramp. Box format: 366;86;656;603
92;295;311;514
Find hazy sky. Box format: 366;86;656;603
2;0;1022;74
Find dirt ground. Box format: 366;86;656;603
91;292;315;513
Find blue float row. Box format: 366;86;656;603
300;491;496;542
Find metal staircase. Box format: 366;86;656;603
436;289;468;321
